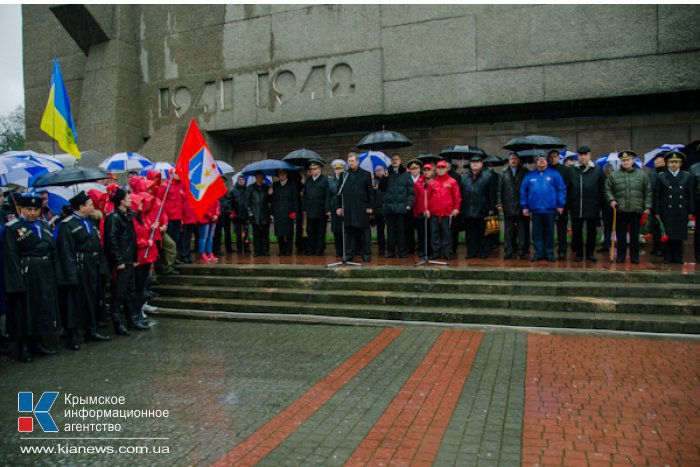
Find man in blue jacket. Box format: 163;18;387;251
520;153;567;262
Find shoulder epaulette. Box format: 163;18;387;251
6;219;18;226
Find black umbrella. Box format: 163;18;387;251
503;148;548;163
282;148;324;168
681;140;700;169
357;130;412;150
484;154;506;166
503;135;566;152
415;153;443;164
30;166;112;188
439;145;487;160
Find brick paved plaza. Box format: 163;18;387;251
1;317;699;466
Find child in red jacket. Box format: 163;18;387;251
199;200;220;262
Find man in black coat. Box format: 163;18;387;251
271;169;300;256
655;151;695;264
565;146;605;262
498;152;530;259
104;189;148;334
549;149;569;259
460;154;496;259
2;193;61;362
56;191;111;350
337;152;373;262
328;160;347;257
372;165;386;256
244;171;273;257
648;155;667;257
213;176;233;255
230;175;250;254
379;153;414;258
303;160;330;256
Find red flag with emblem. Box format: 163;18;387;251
174;119;228;222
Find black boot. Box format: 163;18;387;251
18;339;32;362
111;302;130;335
33;338;57;356
66;328;81;351
86;328;111;342
128;312;150;331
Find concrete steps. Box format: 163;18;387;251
150;265;700;334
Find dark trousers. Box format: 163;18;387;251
431;216;452;257
405;214;416;253
345;226;371;258
651;216;662;254
572;218;597;257
615;212;641;261
252;224;270;256
111;265;136;328
464;218;487;257
213;215;233;255
532;212;556;260
664;239;684;263
166;220;181;254
695;209;700;262
415;215;431;257
306;217;326;255
333;230;343;256
180;223;196;260
134;264;150;313
233;220;250;253
555;210;568;254
504;215;530;257
386;213;407;256
277;235;293;255
601;206;613;249
375;215;386;254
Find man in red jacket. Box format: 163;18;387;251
426;160;461;260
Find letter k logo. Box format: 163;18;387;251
18;392;59;432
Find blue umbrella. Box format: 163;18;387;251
560;150;578;162
231;171;271;186
240;159;298;176
31;186;72;215
0;155;64;187
140;162;174;179
595;152;642;171
358;151;390;173
216;160;235;175
643;144;684;168
100;152;152;172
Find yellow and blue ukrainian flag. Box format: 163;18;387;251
40;58;80;159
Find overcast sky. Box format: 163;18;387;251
0;4;24;116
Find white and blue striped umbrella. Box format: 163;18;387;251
139;161;174;179
643;144;684;168
357;150;390;173
30;186;73;215
231;171;271;186
100;152;152;172
0;154;65;187
595;152;643;171
560;150;578;162
216;160;235;175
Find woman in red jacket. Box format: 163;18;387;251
132;192;159;317
180;189;198;263
199;200;220;262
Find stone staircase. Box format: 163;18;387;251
150;265;700;334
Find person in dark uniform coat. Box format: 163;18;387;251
548;149;569;259
498;152;530;259
56;191;111;350
655;151;695;263
303;160;330;256
379;153;414;259
271;169;299;256
337;152;373;262
460;154;496;259
3;193;61;362
648;155;667;257
372;165;387;256
213;177;233;255
230;175;250;254
104;188;149;334
690;160;700;263
328;159;347;257
244;171;273;257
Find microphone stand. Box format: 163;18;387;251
415;179;447;266
327;169;361;268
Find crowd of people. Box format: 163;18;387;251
0;147;698;362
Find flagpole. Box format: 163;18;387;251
144;173;173;259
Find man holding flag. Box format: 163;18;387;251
40;58;80;158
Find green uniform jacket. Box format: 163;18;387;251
604;167;652;214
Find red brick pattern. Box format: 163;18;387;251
213;327;403;467
345;330;483;466
524;334;700;467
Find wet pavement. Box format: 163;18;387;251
2;318;699;466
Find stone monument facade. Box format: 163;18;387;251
22;5;700;168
